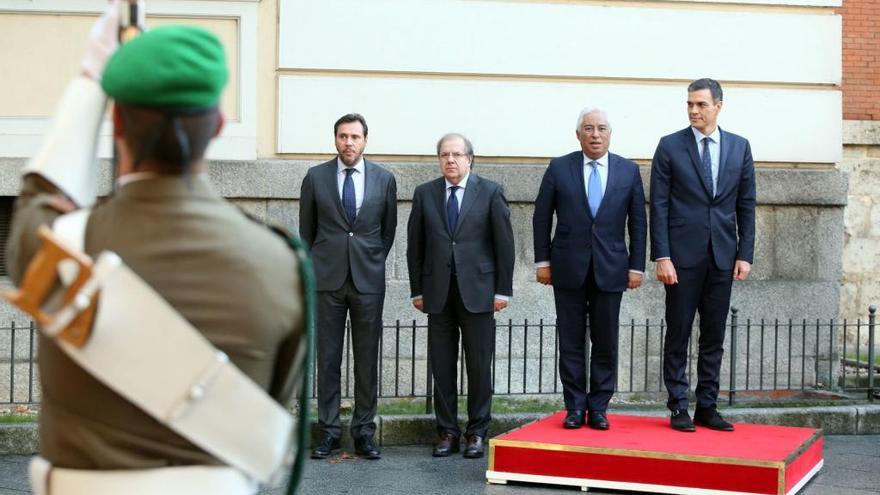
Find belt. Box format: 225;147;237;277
29;457;258;495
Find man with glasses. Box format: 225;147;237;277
407;133;514;459
533;108;647;430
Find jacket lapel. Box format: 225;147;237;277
593;154;618;220
355;160;379;226
455;174;481;236
682;128;713;199
569;153;590;216
324;159;352;225
433;178;451;235
716;128;729;197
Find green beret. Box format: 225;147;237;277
102;25;227;109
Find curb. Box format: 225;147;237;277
3;404;879;454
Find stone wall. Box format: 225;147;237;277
0;158;848;395
841;121;880;351
0;158;846;321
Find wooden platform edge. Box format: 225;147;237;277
784;429;823;465
489;438;785;468
784;459;823;495
485;470;788;495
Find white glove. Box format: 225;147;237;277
81;0;121;81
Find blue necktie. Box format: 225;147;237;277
447;185;460;233
342;168;357;223
587;161;602;217
702;137;715;197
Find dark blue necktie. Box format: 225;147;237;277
447;185;460;233
701;137;714;197
342;168;357;223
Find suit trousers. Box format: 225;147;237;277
663;254;734;412
316;275;384;440
554;264;622;413
428;276;495;438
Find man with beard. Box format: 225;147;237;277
300;113;397;459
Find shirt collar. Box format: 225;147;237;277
337;157;365;175
582;152;609;168
691;126;721;144
116;171;160;188
445;172;470;190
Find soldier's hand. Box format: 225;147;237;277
656;259;678;285
536;266;552;285
82;0;121;81
494;298;508;312
627;272;643;289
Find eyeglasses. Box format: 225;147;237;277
439;152;469;160
581;125;610;134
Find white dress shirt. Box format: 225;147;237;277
413;173;509;303
444;173;469;210
691;126;721;195
583;152;609;201
536;153;641;275
336;157;365;214
655;126;722;264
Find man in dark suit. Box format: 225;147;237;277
407;133;514;459
533;108;647;431
650;78;756;432
300;113;397;459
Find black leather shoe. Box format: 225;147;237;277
311;434;340;459
694;408;735;431
563;410;585;429
463;434;485;459
587;411;609;430
670;409;696;432
432;431;460;457
354;435;381;459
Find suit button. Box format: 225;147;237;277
348;232;353;237
452;241;456;245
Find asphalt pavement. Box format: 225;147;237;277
0;436;877;494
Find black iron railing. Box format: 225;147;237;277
0;306;876;409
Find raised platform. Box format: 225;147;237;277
487;412;823;495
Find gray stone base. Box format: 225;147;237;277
3;405;879;455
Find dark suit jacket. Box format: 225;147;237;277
300;158;397;293
533;151;647;292
407;173;515;314
649;127;756;270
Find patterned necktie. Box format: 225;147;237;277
587;161;602;217
447;185;460;233
342;168;357;223
702;137;715;197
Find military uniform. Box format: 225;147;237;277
8;175;303;469
5;13;306;494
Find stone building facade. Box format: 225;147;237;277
838;1;880;328
0;1;859;394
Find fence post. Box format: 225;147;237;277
424;320;434;415
868;305;876;402
729;307;738;406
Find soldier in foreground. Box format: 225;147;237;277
5;3;309;494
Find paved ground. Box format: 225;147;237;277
0;436;877;494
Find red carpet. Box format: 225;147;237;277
487;412;823;495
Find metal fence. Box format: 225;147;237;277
1;307;876;409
